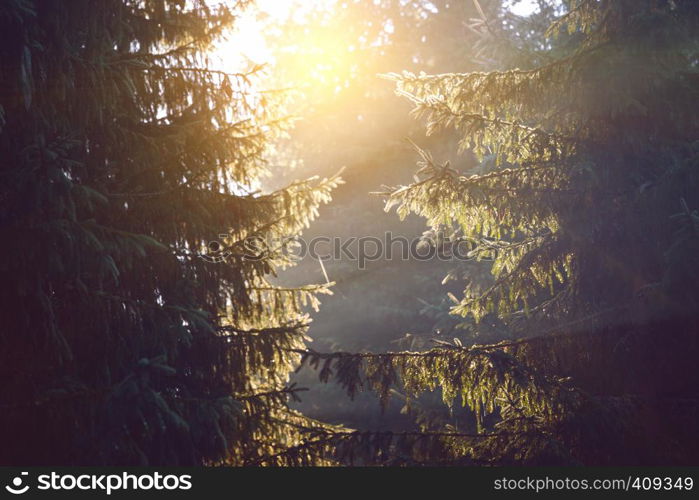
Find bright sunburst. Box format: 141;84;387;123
211;0;336;72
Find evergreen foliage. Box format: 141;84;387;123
0;0;340;465
298;0;699;465
2;0;699;467
270;0;499;429
384;0;699;327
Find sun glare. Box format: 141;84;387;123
212;0;335;71
211;0;542;97
211;0;358;99
506;0;539;17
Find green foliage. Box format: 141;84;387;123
3;0;699;467
384;0;699;326
0;0;340;465
299;0;699;465
298;317;699;464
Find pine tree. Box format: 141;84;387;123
298;0;699;465
385;0;699;328
0;0;341;465
266;0;502;430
